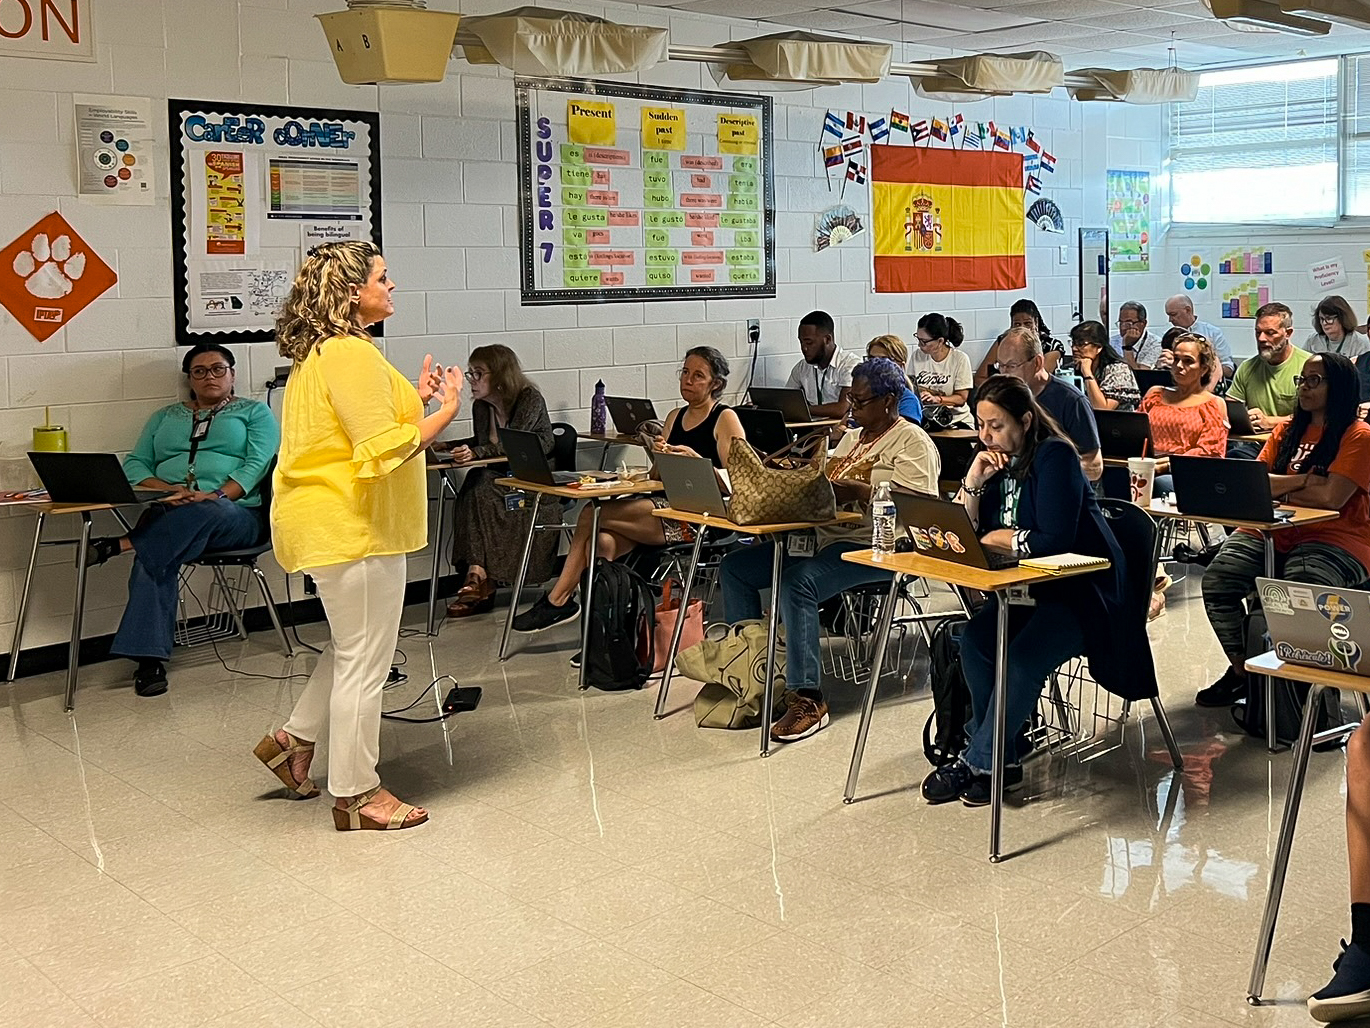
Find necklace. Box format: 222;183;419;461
829;418;897;480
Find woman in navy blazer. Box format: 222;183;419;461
922;374;1154;807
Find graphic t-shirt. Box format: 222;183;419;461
908;346;973;427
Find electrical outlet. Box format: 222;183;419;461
746;319;760;346
1058;245;1069;265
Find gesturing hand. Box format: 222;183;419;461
431;365;465;412
417;355;444;404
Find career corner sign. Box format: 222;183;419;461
0;0;96;63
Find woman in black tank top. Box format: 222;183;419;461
511;347;747;634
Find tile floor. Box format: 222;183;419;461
0;569;1360;1028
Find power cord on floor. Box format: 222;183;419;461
283;572;323;654
181;577;313;682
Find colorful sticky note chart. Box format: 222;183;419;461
1218;249;1273;275
1221;279;1269;319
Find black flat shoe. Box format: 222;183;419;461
133;659;167;697
83;537;123;568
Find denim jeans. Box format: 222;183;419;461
959;598;1085;773
110;499;262;661
719;538;893;693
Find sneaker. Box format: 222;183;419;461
769;693;829;743
569;651;581;668
1196;667;1246;708
1310;940;1370;1023
922;760;975;805
959;765;1025;808
133;659;167;698
512;592;578;634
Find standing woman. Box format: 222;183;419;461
910;313;973;429
1307;295;1369;360
1070;320;1140;411
443;344;559;618
254;241;463;832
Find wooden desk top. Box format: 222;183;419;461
584;432;641;445
427;456;506;471
1231;432;1273;443
651;507;862;536
1146;501;1339;533
1246;650;1370;695
841;547;1109;592
495;477;661;500
931;429;979;442
30;501;126;515
788;419;842;430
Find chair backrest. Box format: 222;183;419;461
550;423;578;472
253;457;277;546
1097;498;1158;615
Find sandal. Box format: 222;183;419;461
252;731;321;799
446;576;495;619
331;787;428;832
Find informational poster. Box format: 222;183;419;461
74;94;155;205
169;99;381;346
516;77;775;305
1106;169;1150;273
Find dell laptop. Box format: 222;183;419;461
1226;397;1257;436
499;428;612;486
1095;410;1155;460
655;451;729;518
749;386;813;424
605;396;658;436
28;452;176;505
1170;454;1285;523
892;489;1017;570
1257;578;1370;677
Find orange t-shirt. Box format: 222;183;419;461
1246;420;1370;572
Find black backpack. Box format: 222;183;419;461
580;559;655;691
922;618;972;767
1234;611;1343;748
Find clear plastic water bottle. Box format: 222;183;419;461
590;379;607;436
871;480;896;554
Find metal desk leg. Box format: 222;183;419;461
7;511;44;682
759;535;786;757
599;441;612;471
499;492;543;662
64;513;93;712
426;469;453;636
1264;535;1278;752
654;527;707;719
843;574;903;802
988;590;1011;863
578;501;602;689
1247;683;1325;1004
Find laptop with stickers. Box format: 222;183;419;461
1256;578;1370;677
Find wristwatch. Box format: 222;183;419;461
213;488;228;500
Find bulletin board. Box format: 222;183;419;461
168;99;382;346
515;77;775;305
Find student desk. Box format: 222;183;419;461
1243;651;1369;1006
424;455;506;636
584;432;641;470
1147;500;1339;751
647;507;861;756
1231;432;1273;445
495;477;661;688
786;418;842;430
7;501;137;711
840;548;1111;863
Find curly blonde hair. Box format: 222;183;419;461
1171;331;1219;386
275;240;381;362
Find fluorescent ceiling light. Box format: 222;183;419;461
1280;0;1370;26
1206;0;1332;34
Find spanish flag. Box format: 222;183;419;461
871;144;1025;293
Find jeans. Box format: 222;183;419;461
110;499;263;661
719;539;892;693
959;598;1086;773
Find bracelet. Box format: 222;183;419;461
960;479;986;497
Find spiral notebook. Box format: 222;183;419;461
1018;553;1111;575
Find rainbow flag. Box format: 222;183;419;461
870;144;1025;293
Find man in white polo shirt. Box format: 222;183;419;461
785;310;861;420
1112;300;1164;371
1164;294;1234;381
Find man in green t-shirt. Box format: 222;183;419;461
1229;300;1310;435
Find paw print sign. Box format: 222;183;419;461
0;212;116;343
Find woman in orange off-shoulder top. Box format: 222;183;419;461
1138;332;1229;495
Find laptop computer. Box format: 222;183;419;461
499;427;613;486
1225;397;1256;435
605;396;658;436
1134;369;1172;393
735;406;794;455
1257;577;1370;676
891;489;1018;570
655;451;729;517
749;386;813;423
28;452;177;505
1095;410;1154;460
1170;454;1288;523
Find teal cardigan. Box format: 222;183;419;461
122;397;279;507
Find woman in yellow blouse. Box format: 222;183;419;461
253;240;462;832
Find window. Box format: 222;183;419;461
1344;54;1370;216
1168;59;1338;225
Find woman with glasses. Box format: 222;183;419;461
973;298;1063;386
441;344;559;618
909;313;973;429
1069;320;1139;411
1198;353;1370;708
512;346;746;636
81;342;280;696
1307;295;1369;360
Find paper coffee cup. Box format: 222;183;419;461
1127;456;1156;508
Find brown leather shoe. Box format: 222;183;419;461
446;577;495;619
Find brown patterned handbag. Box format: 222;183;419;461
725;437;836;526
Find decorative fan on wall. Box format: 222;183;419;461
815;205;864;250
1026;198;1064;233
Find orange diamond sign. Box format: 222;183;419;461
0;211;117;343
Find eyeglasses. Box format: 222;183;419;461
998;357;1033;371
189;364;231;380
1318;313;1341;325
1117;319;1142;328
466;369;487;382
915;334;938;347
1294;374;1327;388
848;393;883;410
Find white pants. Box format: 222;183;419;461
283;554;407;798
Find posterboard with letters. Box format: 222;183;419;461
168;99;382;345
515;77;775;305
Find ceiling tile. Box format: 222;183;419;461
1005;0;1132;20
674;0;827;16
840;0;1038;31
1069;8;1211;29
763;9;903;30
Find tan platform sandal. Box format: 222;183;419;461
332;787;429;832
252;732;321;799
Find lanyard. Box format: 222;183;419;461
186;398;230;489
813;363;832;403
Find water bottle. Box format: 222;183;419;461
590;379;607;436
871;480;896;554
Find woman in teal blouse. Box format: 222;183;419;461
86;343;279;696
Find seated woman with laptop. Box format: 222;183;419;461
909;313;973;429
1197;353;1370;708
84;342;279;696
719;358;940;745
1138;331;1229;495
921;375;1147;807
1069;320;1139;412
511;346;746;635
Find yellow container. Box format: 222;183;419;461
316;8;461;84
32;425;68;452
